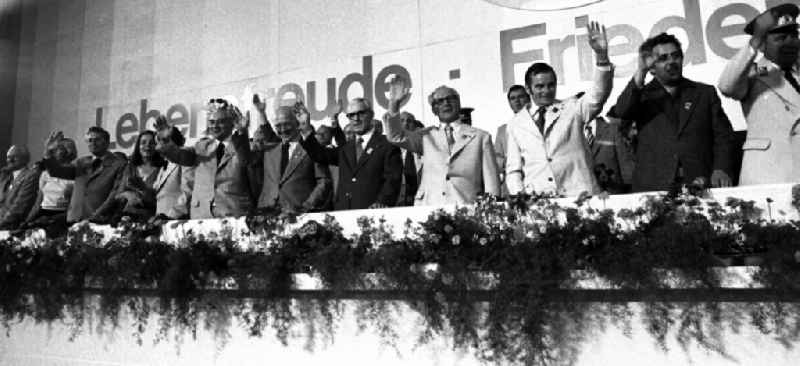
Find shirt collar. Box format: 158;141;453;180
357;129;374;148
437;120;463;132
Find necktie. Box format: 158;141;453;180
534;106;546;135
216;142;225;163
585;123;595;148
355;137;364;161
280;142;290;175
444;124;455;150
92;158;102;173
784;68;800;95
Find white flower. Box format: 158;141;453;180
444;225;453;233
479;237;488;246
452;235;461;245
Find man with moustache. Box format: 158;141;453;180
156;98;253;219
299;98;402;210
719;3;800;185
505;21;613;197
43;127;127;223
616;33;735;192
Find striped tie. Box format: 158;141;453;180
585;124;595;148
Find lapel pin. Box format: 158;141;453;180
366;148;373;155
684;102;692;110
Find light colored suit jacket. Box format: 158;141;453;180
45;152;127;223
160;132;252;219
257;142;331;212
384;116;501;206
718;45;800;185
506;65;613;196
154;162;192;219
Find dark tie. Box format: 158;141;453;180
280;142;290;175
404;151;417;187
585;123;595;148
355;137;364;161
92;158;102;173
444;124;455;150
215;142;225;163
534;106;546;135
784;68;800;95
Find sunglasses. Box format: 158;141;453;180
209;98;229;108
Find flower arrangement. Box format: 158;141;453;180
2;188;800;365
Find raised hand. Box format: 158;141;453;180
44;131;63;158
388;75;411;113
634;48;655;88
294;101;313;135
331;99;345;129
587;21;609;61
750;10;778;48
253;93;267;113
233;106;249;132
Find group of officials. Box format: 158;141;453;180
1;5;799;230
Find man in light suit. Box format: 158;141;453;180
384;81;500;206
151;125;192;219
505;21;613;197
0;146;40;229
299;98;402;210
718;3;800;185
616;33;735;192
43;127;127;223
254;106;332;213
156;99;253;219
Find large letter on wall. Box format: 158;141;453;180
500;23;546;91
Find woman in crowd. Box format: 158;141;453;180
93;130;162;223
24;138;77;230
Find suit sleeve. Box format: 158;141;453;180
718;44;758;101
303;162;332;211
383;113;424;154
494;125;507;174
299;133;340;166
710;88;736;176
481;134;501;196
576;65;614;124
24;173;46;222
43;157;77;180
0;169;41;228
505;124;524;195
377;145;403;206
332;126;347;147
159;142;198;167
614;78;647;123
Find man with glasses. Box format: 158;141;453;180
505;21;614;197
616;32;735;192
156;98;253;218
719;3;800;185
384;80;500;206
299;98;402;210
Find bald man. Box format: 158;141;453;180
0;146;41;229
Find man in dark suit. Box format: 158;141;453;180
615;33;735;192
252;105;332;213
585;108;636;194
43;127;127;223
299;98;402;210
0;146;41;229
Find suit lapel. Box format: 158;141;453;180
449;126;476;160
280;145;306;183
87;154;110;182
267;144;282;182
154;163;178;192
676;82;698;136
354;134;379;172
217;142;233;171
759;68;800;111
542;103;562;138
592;122;604;158
342;140;357;172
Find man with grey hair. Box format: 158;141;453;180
384;81;501;205
0;146;41;229
299;97;402;210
